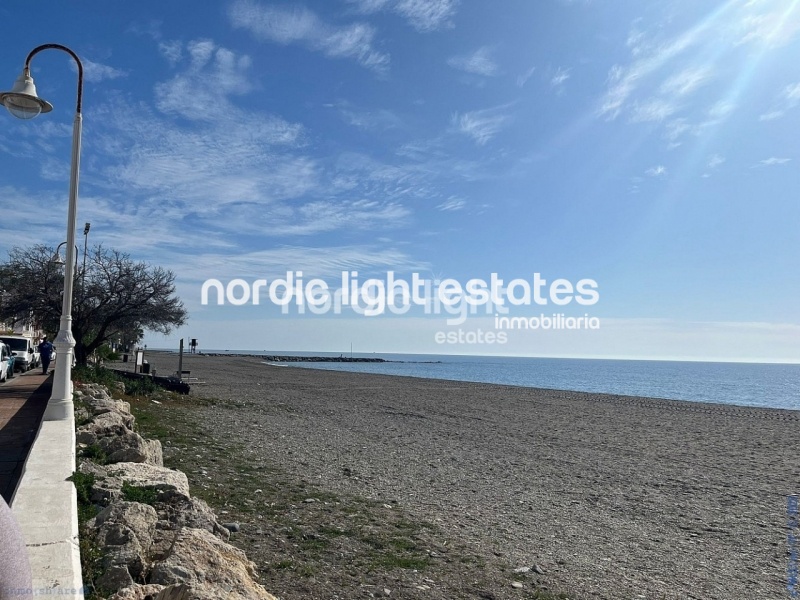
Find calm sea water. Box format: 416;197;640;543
204;351;800;411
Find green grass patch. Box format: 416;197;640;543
123;376;160;396
121;481;160;505
130;408;171;439
79;444;109;465
370;553;431;570
299;535;330;552
388;537;417;551
68;471;95;505
72;364;120;388
317;525;353;538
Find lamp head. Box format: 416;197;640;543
0;69;53;120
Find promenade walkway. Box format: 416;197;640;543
0;370;51;504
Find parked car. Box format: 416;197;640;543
0;342;13;382
0;336;37;372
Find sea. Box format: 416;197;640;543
202;351;800;411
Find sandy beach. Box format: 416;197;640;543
128;351;800;599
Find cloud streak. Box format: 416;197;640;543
82;58;127;83
755;156;790;166
447;46;498;76
451;105;512;145
759;81;800;120
228;0;389;72
348;0;459;32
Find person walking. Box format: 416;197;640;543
37;337;54;375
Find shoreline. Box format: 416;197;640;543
197;353;388;363
139;349;799;414
118;352;799;598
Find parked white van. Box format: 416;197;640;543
0;336;39;372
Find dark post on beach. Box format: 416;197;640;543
789;494;799;598
178;338;184;379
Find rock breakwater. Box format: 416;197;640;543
200;353;386;363
73;383;278;600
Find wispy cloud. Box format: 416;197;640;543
447;46;498;76
645;165;667;177
228;0;389;72
786;82;800;101
598;26;702;120
437;197;466;211
599;0;800;143
736;2;800;48
348;0;459;32
707;100;735;120
158;40;183;66
659;65;712;96
701;153;726;178
630;99;678;123
550;66;571;88
87;41;319;226
755;156;790;167
347;0;390;13
626;24;647;57
0;186;76;249
81;58;127;83
759;81;800;120
202;198;411;238
663;118;690;144
154;39;256;122
396;0;459;32
451;105;512;145
329;100;402;130
100;106;314;206
516;65;536;87
173;244;427;284
596;4;744;126
85;93;422;264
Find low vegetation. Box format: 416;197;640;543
69;366;570;599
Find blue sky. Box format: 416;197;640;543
1;0;798;361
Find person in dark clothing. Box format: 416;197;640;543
37;337;54;375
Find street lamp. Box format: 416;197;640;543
53;241;80;269
0;44;83;421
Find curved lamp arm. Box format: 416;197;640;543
0;44;83;119
22;44;83;114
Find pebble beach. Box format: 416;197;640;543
130;351;800;599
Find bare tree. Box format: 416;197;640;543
0;245;187;366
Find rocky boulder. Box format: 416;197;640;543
90;462;190;505
148;528;278;599
90;501;159;590
98;431;163;466
76;410;133;446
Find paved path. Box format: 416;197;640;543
0;370;51;504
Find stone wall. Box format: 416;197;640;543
74;383;278;600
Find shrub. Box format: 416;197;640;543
72;365;119;388
121;481;159;505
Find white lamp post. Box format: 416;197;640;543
0;44;83;421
